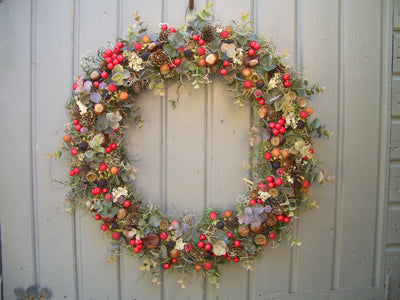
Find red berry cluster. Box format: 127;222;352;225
105;142;117;154
268;118;286;135
282;74;291;87
265;175;283;189
69;167;79;177
102;41;125;71
91;187;108;195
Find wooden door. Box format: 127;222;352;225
0;0;393;299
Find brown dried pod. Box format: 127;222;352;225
159;64;170;75
205;53;218;66
170;249;180;258
257;106;268;119
238;225;250;237
250;224;263;234
296;97;307;108
85;171;97;183
254;234;267;245
147;41;163;52
142;233;160;249
270;136;280;147
90;69;101;81
117;208;127;220
94;103;105;115
243;55;260;67
101;215;116;224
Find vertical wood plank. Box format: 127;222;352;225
74;1;120;299
389;164;400;203
121;2;164;299
254;0;296;296
338;0;383;289
391;77;400;117
295;0;339;292
34;0;77;298
0;1;36;299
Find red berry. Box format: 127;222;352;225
117;55;124;62
269;122;275;129
169;27;176;33
283;217;290;223
101;71;108;79
99;162;107;171
112;232;120;240
105;57;112;64
163;263;170;269
73;167;79;174
302;180;310;188
233;240;241;247
282;74;289;81
258;99;265;105
116;41;124;48
209;211;217;220
226;256;232;261
253;43;260;50
205;243;212;251
220;30;229;39
94;214;101;220
198;39;205;46
94;187;101;195
264;152;272;160
223;60;229;67
248;48;255;56
309;148;314;154
130;239;136;246
249;199;256;206
266;176;273;183
100;223;108;231
304;156;309;160
111;53;117;59
93;81;100;88
283;80;291;87
104;49;113;57
227;232;233;239
279;127;286;134
70;148;78;156
249;41;256;48
268;182;275;189
161;24;168;30
192;34;199;41
204;262;212;270
272;128;279;135
69;170;75;176
159;232;168;240
112;58;119;66
184;244;192;252
72;82;78;90
177;46;185;53
220;68;227;76
257;182;268;192
113;46;120;53
277;215;284;222
134;246;141;253
233;257;240;263
274;178;283;186
197;241;205;248
173;58;181;65
123;200;131;208
268;232;276;240
72;119;79;125
171;258;177;263
277;119;284;125
91;188;96;195
74;124;82;131
105;147;112;154
110;143;117;150
257;199;263;204
197;47;205;56
243;80;253;89
275;123;282;130
102;188;108;194
169;62;175;69
199;234;206;240
108;84;117;92
107;63;114;70
134;42;142;51
299;110;308;119
105;193;113;201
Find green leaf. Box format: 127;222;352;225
160;244;168;259
241;13;249;22
149;214;161;227
310;118;321;129
163;43;176;57
316;171;324;183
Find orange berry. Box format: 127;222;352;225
242;68;252;77
306;107;313;116
110;167;119;175
141;35;151;44
194;263;203;271
223;210;232;218
119;91;128;101
280;149;289;159
159;64;170;75
63;134;72;144
271;148;280;158
197;58;206;67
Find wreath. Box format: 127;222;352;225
53;5;333;287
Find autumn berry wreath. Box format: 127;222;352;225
54;5;333;287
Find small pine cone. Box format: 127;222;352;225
126;212;140;226
80;109;96;127
200;24;215;43
69;105;81;119
265;214;277;226
225;215;239;229
150;49;168;66
304;138;313;146
185;41;197;50
189;247;203;263
277;64;287;76
127;202;140;213
272;206;283;215
249;189;259;199
99;61;108;71
210;59;223;74
227;247;241;258
158;30;170;43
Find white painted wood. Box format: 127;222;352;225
392;77;400;117
391;121;400;160
387;208;400;245
34;0;77;298
389;164;400;203
393;34;400;74
0;1;36;299
395;0;400;30
386;248;400;275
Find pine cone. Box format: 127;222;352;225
201;24;215;43
80;109;96;127
126;212;140;226
249;189;259;199
131;80;143;94
127;202;140;213
69;105;80;119
225;215;239;229
210;59;223;74
99;61;108;71
227;246;241;258
265;214;277;226
188;246;203;263
158;30;169;43
150;49;168;66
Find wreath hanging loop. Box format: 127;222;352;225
56;4;333;287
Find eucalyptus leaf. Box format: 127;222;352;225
310;118;321;129
149;214;161;227
160;244;168;259
85;150;94;158
163;43;176;57
89;93;101;103
316;171;324;183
